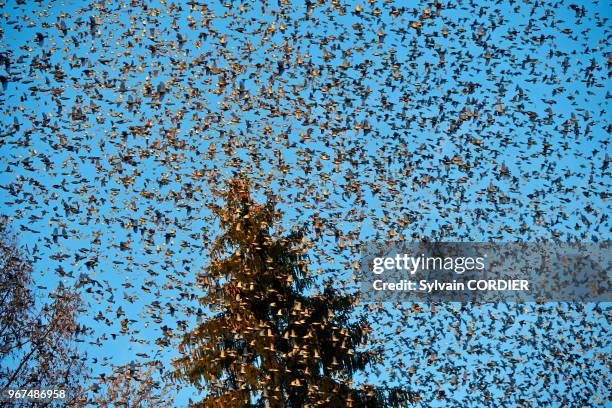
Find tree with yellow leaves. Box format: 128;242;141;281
174;179;408;407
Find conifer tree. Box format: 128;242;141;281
174;179;407;407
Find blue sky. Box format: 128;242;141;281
0;0;610;405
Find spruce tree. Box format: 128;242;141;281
174;179;407;407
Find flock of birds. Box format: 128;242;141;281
0;0;609;405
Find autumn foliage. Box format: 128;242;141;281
173;180;407;407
